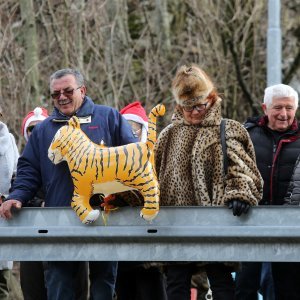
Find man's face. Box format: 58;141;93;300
50;74;86;116
262;97;297;132
128;120;143;141
26;120;41;139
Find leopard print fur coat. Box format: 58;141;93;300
155;98;263;207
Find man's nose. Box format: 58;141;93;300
279;108;288;117
57;91;65;100
280;107;287;114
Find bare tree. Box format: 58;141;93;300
19;0;40;107
0;0;299;146
155;0;171;53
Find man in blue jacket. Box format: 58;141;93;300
0;68;137;300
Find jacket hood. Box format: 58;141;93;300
0;122;12;155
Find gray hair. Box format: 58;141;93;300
264;84;298;108
49;69;85;87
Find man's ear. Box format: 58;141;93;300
80;86;87;98
261;103;267;115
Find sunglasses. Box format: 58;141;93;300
182;103;208;112
50;86;81;100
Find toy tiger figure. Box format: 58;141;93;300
48;104;165;224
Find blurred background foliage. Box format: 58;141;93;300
0;0;299;147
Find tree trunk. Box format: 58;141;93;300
74;0;85;71
155;0;171;53
19;0;40;107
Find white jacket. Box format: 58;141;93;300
0;121;19;197
0;121;19;270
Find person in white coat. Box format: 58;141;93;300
0;109;19;299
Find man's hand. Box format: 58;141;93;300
227;199;250;217
0;200;22;220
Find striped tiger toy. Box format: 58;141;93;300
48;104;165;224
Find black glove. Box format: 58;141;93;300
228;200;250;216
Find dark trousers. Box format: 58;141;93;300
116;262;167;300
272;262;300;300
235;262;261;300
45;261;117;300
260;263;275;300
235;262;275;300
21;261;88;300
20;262;47;300
166;263;235;300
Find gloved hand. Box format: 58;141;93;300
227;200;250;216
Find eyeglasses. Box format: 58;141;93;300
182;103;208;112
27;125;35;133
50;86;81;100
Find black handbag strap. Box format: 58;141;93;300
220;119;228;175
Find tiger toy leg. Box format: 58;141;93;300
71;188;100;224
139;178;160;221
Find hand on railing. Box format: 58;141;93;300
227;199;250;217
0;199;22;220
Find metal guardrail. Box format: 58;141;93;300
0;206;300;261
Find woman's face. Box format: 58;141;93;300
181;104;208;125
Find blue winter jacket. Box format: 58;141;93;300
8;96;138;207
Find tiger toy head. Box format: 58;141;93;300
48;122;75;165
48;104;165;224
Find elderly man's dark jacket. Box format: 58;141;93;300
285;155;300;205
245;116;300;205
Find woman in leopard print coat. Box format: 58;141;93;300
155;64;263;300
